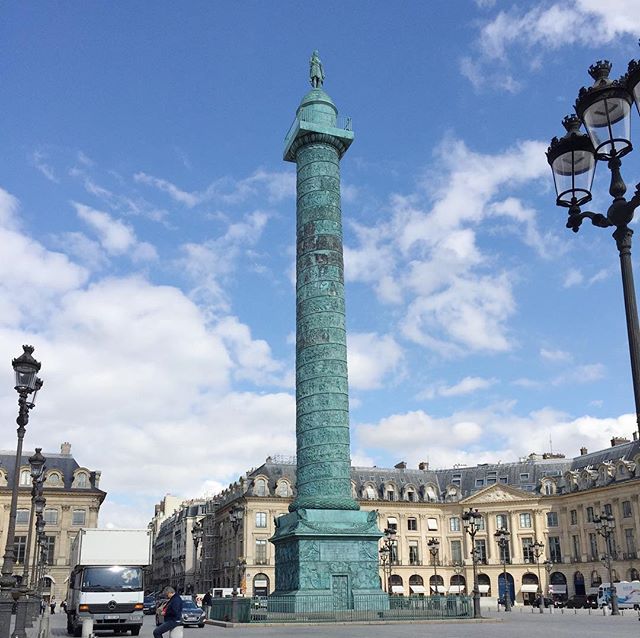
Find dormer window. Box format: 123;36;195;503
74;472;89;488
276;481;289;497
255;478;267;497
46;472;62;487
19;470;31;486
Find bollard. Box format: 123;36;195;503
169;626;184;638
81;617;93;638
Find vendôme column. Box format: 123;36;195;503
270;52;387;612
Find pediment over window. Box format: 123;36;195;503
460;483;532;504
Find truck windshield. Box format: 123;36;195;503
81;566;143;592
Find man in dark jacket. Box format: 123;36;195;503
153;587;183;638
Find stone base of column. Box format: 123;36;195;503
270;508;388;612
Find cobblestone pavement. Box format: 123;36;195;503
47;607;640;638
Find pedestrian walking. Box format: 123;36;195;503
50;598;56;614
153;587;183;638
201;590;212;620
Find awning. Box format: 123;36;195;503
430;585;446;593
387;517;398;525
448;585;465;593
521;584;539;593
409;585;426;594
478;585;490;593
391;585;405;594
254;580;268;587
548;585;567;594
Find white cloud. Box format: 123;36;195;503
355;405;636;470
31;150;58;183
540;348;572;362
134;169;295;208
0;187;295;529
563;268;584;288
345;139;551;357
464;1;640;91
552;363;605;386
347;333;404;390
418;376;497;400
73;202;158;262
179;211;269;313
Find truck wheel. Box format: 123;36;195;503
131;628;140;636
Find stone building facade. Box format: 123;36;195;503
188;435;640;604
0;442;105;603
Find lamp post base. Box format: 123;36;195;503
472;592;481;618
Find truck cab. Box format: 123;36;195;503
66;565;144;636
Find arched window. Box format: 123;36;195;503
46;472;62;487
424;484;438;502
363;485;376;500
74;472;88;488
252;573;269;596
628;568;639;581
255;478;267;497
590;570;602;587
19;470;30;486
275;481;289;497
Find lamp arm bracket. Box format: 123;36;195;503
566;210;612;233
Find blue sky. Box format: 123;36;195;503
1;1;640;527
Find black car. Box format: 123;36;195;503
532;596;556;608
143;595;156;615
180;597;206;628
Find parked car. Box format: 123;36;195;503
180;597;206;628
532;596;556;608
563;595;597;609
143;595;156;615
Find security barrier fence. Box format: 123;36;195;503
209;594;473;623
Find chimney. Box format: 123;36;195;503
61;442;71;455
611;436;630;447
418;461;429;471
394;461;407;470
580;447;588;456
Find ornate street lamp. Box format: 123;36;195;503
452;562;464;596
594;512;619;615
0;347;42;638
378;528;396;595
228;505;244;622
547;47;640;437
532;540;545;614
543;560;553;611
191;521;203;594
427;537;440;596
494;528;512;611
462;508;482;618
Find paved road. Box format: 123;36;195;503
46;607;640;638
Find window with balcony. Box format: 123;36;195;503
549;536;562;563
572;535;581;560
625;528;636;556
15;536;26;564
409;542;420;565
255;539;268;565
519;513;532;528
474;539;487;564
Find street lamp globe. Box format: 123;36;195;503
626;43;640;116
11;346;41;394
28;449;46;482
575;60;633;160
546;115;596;208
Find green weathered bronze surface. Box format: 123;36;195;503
271;54;385;612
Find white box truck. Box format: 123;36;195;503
65;529;151;637
597;581;640;609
